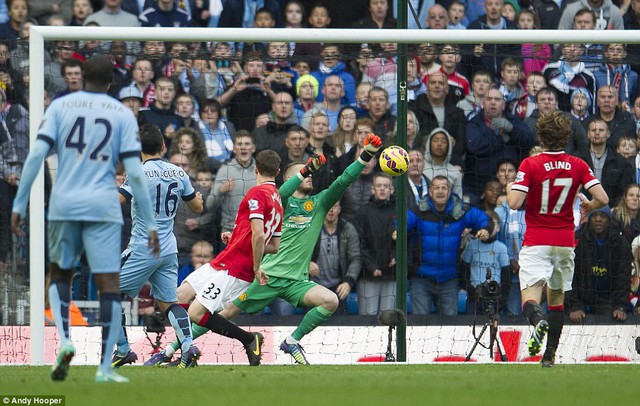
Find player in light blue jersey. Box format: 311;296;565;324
114;124;203;368
11;55;160;383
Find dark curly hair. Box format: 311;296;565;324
169;127;208;173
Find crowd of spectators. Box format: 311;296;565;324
2;0;640;321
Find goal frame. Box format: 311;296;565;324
28;26;639;365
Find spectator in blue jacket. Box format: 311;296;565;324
311;44;356;106
407;175;492;316
177;241;214;286
593;43;638;110
463;88;535;202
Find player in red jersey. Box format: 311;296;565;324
180;149;284;366
144;151;326;367
507;111;609;367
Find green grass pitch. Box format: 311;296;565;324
1;364;637;406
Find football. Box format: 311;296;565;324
378;146;410;176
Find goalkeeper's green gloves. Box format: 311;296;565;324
359;133;383;162
299;153;327;178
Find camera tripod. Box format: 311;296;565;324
465;300;508;362
144;328;165;354
378;309;405;362
143;311;167;354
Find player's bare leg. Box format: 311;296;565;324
280;286;339;365
177;282;196;304
521;281;549;357
188;299;263;366
145;282;207;366
48;264;75;381
218;302;243;320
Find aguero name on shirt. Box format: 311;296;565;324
144;168;187;179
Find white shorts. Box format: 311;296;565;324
183;263;250;313
519;245;575;292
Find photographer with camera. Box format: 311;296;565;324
262;42;298;96
222;51;275;131
461;212;511;314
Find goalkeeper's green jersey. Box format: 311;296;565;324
260;159;367;281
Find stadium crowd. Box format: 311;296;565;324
3;0;640;323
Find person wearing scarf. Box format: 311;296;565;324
498;58;527;117
543;43;597;114
457;70;492;121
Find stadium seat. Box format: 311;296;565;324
458;291;468;315
346;292;359;314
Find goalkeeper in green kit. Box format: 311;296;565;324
217;132;383;364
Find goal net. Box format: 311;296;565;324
1;26;639;365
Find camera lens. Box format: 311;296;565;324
487;281;499;294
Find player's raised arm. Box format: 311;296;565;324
358;133;383;165
298;153;327;179
278;153;327;199
322;133;384;209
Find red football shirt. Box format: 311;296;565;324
511;151;600;247
211;181;283;282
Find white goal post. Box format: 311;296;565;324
27;26;640;365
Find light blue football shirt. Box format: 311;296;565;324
37;91;141;223
461;238;510;288
120;158;195;257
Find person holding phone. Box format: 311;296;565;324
220;51;276;132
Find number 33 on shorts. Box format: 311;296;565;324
202;282;221;300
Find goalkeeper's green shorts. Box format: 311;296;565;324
232;276;317;314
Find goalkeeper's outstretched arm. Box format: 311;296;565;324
322;133;384;209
